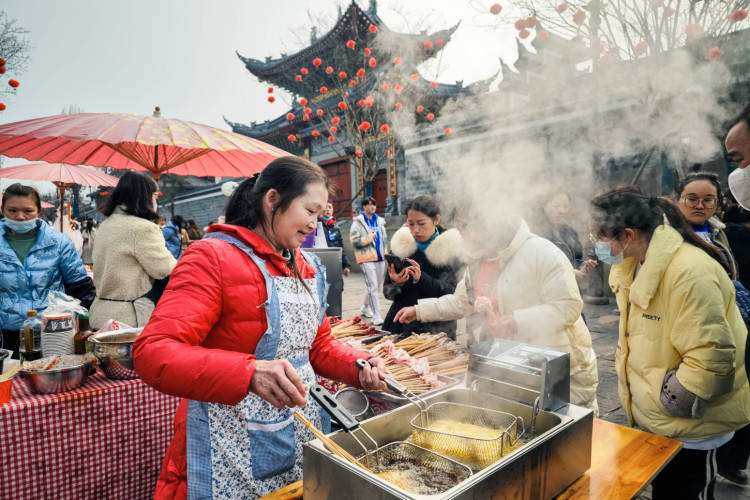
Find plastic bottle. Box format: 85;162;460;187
73;314;94;355
19;310;43;363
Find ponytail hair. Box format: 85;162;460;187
591;188;730;272
224;156;329;291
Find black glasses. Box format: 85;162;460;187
681;196;717;209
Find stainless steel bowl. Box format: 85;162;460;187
88;328;142;380
23;362;90;394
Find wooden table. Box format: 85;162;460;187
263;419;682;500
557;418;682;499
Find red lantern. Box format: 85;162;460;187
304;107;312;115
444;127;452;135
382;83;390;90
0;103;5;111
394;84;403;93
357;68;366;78
320;86;328;94
573;9;586;25
417;105;424;113
514;19;526;31
0;66;5;74
410;73;418;81
556;2;568;13
731;9;748;22
358;121;371;131
355;151;362;158
346;39;356;49
490;3;502;15
288;134;296;142
299;97;308;106
395;102;403;110
267;96;275;103
101;191;109;196
519;29;530;39
316;109;324;116
328;136;335;143
430;81;438;89
424;40;434;50
708;46;723;62
312;130;320;138
295;75;303;82
358;99;365;106
684;23;702;38
325;66;334;74
0;58;5;65
338;101;347;110
8;79;19;88
338;71;347;79
435;38;444;48
526;17;537;28
349;80;357;87
302;115;309;121
368;57;377;68
268;87;274;93
364;48;371;56
427;113;435;121
393;57;402;65
369;24;378;33
332;116;340;124
312;57;322;67
301;67;309;75
537;30;550;42
330;126;338;133
380;124;390;133
286;113;294;120
634;40;648;57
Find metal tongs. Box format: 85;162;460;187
356;358;429;417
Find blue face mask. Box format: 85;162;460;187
5;218;38;234
594;240;625;266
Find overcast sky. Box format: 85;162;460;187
0;0;519;190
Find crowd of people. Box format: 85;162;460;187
0;106;749;499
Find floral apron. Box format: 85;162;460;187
186;233;329;499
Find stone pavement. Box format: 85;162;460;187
339;271;750;499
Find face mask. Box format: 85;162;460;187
5;218;38;234
595;240;625;266
729;167;750;211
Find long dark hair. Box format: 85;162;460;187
225;156;329;289
405;195;447;232
591;188;729;272
101;172;158;221
2;183;41;211
676;172;723;208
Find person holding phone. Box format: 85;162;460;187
381;196;464;338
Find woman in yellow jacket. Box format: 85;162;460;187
591;189;750;500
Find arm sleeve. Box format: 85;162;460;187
132;243;255;405
512;247;582;347
414;265;459;298
382;269;404;300
350;222;375;248
415;274;475;322
134;224;178;280
669;271;737;401
310;315;371;388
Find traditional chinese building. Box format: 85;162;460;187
225;0;496;216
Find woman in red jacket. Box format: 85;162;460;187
132;156;387;499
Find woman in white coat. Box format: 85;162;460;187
395;211;599;412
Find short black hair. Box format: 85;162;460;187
362;196;376;206
729;104;750;130
101;171;158;221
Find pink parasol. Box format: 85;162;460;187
0;162;119;230
0;111;289;179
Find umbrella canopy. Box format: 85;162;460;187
0;112;289;179
0;162;120;187
0;162;119;231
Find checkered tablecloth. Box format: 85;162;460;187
0;371;180;500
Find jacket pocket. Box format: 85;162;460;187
247;417;296;480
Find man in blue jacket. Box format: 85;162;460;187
162;215;183;259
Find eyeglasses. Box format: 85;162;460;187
681;196;717;209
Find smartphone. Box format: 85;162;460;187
384;253;407;273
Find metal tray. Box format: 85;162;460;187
366;373;463;404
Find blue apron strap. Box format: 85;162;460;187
300;250;329;325
186;400;213;500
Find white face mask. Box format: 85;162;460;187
729;167;750;211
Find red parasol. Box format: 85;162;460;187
0;110;289;179
0;162;119;230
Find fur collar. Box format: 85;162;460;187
389;226;463;267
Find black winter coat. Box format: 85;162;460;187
382;227;463;338
320;218;350;269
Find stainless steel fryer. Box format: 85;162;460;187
303;339;593;499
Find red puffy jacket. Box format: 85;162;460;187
132;224;369;500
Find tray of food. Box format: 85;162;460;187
22;354;97;394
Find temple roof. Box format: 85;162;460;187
236;1;459;95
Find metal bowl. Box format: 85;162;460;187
88;328;142;380
23;361;90;394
